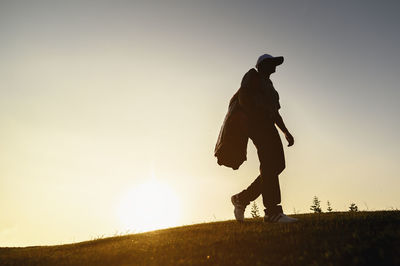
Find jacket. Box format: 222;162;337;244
214;90;249;170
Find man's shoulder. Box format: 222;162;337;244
241;68;259;87
244;68;258;78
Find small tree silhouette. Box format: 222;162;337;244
349;203;358;212
327;201;333;212
250;201;260;218
310;196;322;213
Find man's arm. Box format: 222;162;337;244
274;111;294;147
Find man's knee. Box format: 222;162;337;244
259;164;276;178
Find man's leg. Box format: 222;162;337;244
231;174;262;222
234;124;297;223
236;174;263;206
257;142;283;215
261;170;283;215
234;126;274;207
234;159;281;208
258;148;298;223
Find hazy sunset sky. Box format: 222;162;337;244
1;0;399;246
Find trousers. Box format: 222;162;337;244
237;120;284;214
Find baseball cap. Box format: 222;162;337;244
256;54;284;68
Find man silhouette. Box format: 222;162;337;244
230;54;298;223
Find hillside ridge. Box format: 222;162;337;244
1;211;399;265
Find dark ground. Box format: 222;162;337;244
0;211;399;265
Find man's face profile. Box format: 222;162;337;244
258;60;277;75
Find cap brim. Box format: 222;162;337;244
273;56;284;66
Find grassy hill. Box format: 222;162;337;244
1;211;399;265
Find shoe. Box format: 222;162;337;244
231;194;247;222
264;213;298;223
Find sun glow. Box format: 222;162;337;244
116;178;181;233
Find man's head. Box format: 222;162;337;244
255;54;284;77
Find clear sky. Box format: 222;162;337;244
1;0;399;247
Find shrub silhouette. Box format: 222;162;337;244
327;201;333;212
310;196;322;213
349;203;358;212
250;201;261;218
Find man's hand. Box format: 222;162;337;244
274;111;294;147
284;131;294;147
